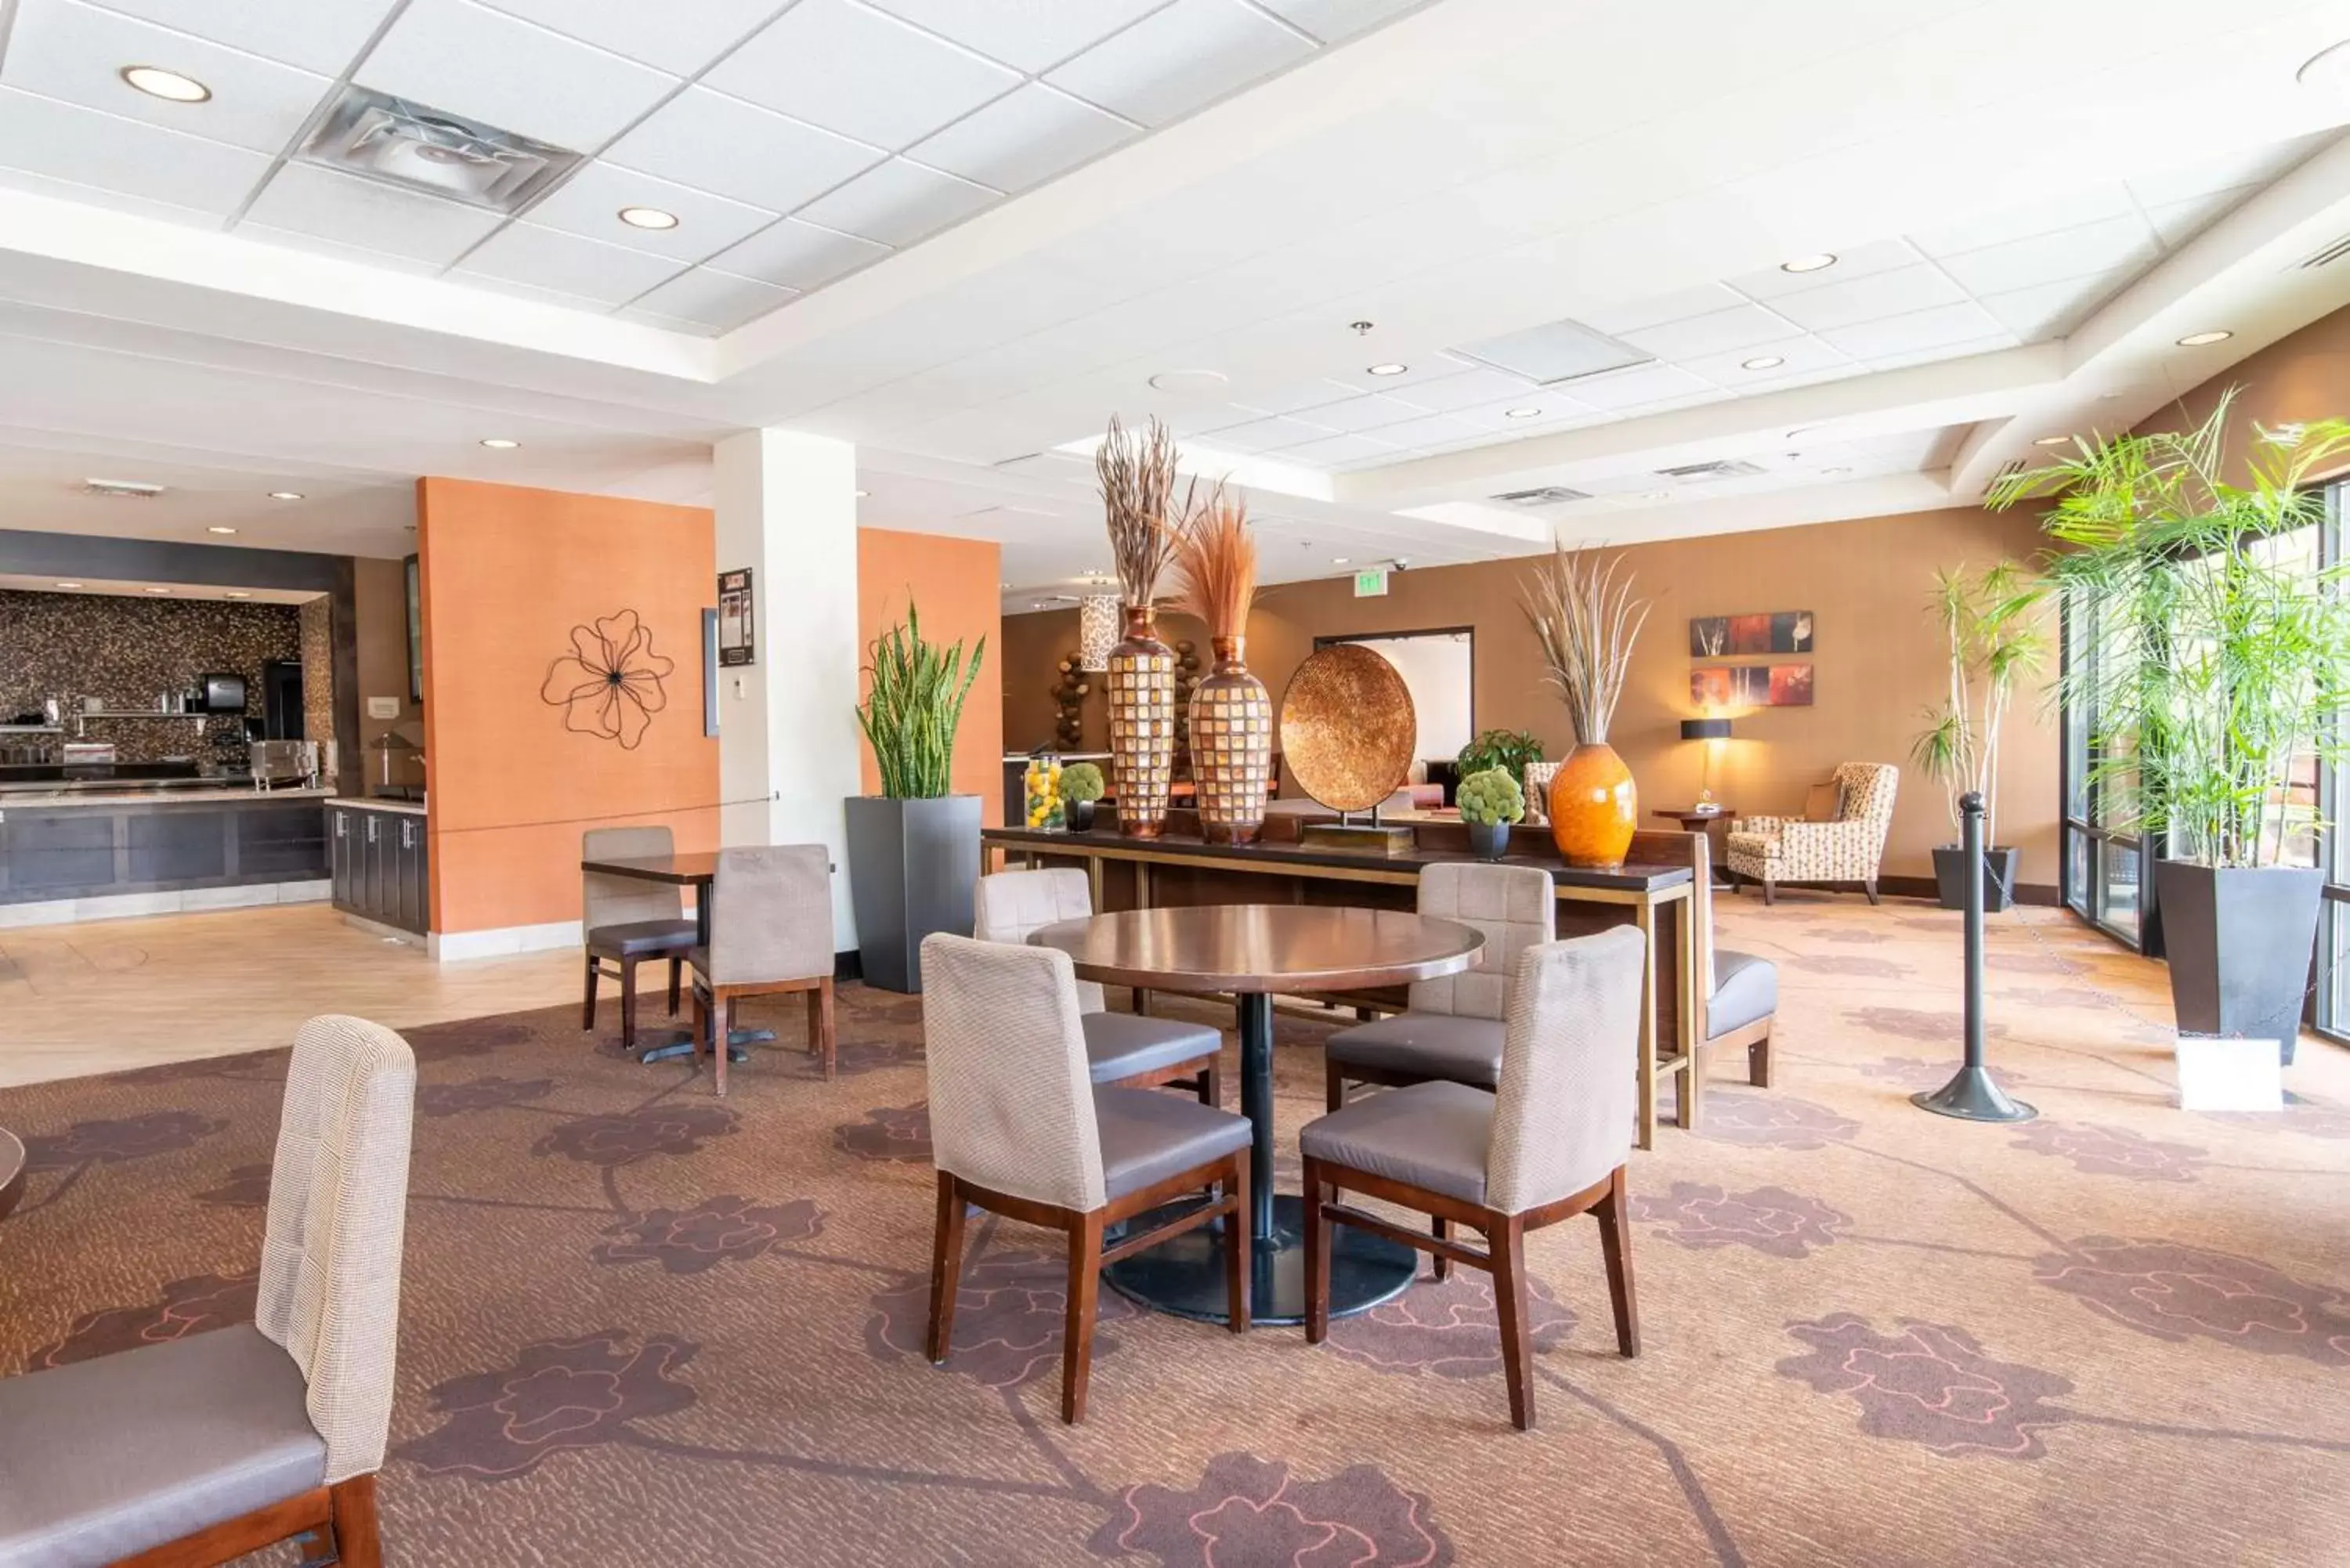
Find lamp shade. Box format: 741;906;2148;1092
1681;717;1732;741
1076;594;1119;672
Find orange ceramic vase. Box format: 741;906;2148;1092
1548;742;1637;868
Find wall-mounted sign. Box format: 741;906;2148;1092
366;696;400;721
1352;566;1389;598
718;568;755;667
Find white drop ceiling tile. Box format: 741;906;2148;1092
1860;333;2017;372
859;0;1166;74
1574;283;1744;337
5;0;333;154
1819;302;2012;361
1727;238;1922;302
524;161;776;262
1279;432;1405;467
2142;186;2258;250
707;0;1021;152
1392;367;1539;413
471;0;785;76
1766;264;1969;332
1674;334;1855;389
356;0;679;150
1045;0;1314;128
78;0;390;74
1936;213;2157;299
1907;185;2137;260
796;157;998;247
1321;354;1479;396
453;221;689;306
0;161;230;227
624;266;797;330
240;161;504;264
612;307;719;336
707;216;890;290
1199;414;1334;453
1617;302;1803;362
907;84;1136;194
1557;362;1715;410
1356;412;1485;450
445;270;614;313
1226;378;1364;414
2124;133;2330;210
603;89;882;215
1976;269;2133;341
1253;0;1423;45
1285;392;1431;433
234;219;444;274
1444;393;1596;432
0;86;270;214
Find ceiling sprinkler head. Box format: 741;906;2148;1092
1349;320;1374;335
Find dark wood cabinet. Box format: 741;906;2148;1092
327;803;426;936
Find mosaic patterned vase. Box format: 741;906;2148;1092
1547;741;1637;869
1188;634;1272;845
1105;604;1176;838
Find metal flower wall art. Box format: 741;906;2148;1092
540;610;673;750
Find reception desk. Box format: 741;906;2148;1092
982;818;1710;1147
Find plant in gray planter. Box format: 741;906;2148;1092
1061;761;1104;831
1995;392;2350;1063
1457;767;1525;860
1910;558;2045;912
847;601;985;994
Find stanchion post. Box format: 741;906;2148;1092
1913;791;2037;1123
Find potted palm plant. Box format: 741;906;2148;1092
1994;392;2350;1063
1910;559;2045;912
847;600;985;994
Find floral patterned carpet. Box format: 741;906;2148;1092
4;894;2349;1566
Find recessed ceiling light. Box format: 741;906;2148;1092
617;206;679;231
855;489;871;498
1642;490;1673;500
2297;39;2350;87
1503;406;1541;419
267;490;304;501
479;437;520;450
206;525;238;534
1148;369;1228;393
1365;363;1408;377
2033;435;2071;447
55;581;83;589
1820;466;1853;476
1781;253;1837;274
1332;556;1350;565
225;591;251;599
146;587;172;594
1740;355;1786;371
120;65;210;103
2176;330;2232;347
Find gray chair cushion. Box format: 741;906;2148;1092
588;918;698;958
1709;950;1778;1039
1323;1012;1506;1089
1094;1086;1250;1201
1299;1080;1495;1205
1083;1012;1219;1085
0;1324;326;1567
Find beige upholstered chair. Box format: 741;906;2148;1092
0;1016;416;1566
974;869;1222;1105
1724;761;1900;904
1300;928;1644;1430
1322;862;1556;1108
581;825;697;1052
920;934;1252;1424
689;845;836;1095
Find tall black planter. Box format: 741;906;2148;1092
1932;846;2021;912
2150;860;2323;1065
844;794;982;995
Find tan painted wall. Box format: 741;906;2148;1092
856;526;1003;820
2133;305;2350;450
352;555;422;792
1004;505;2059;883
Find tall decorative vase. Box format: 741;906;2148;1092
1105;604;1176;837
1548;742;1637;868
1189;634;1272;844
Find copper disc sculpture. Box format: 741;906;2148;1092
1278;644;1417;813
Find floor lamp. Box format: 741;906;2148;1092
1683;717;1731;808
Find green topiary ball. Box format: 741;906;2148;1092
1457;767;1526;826
1061;761;1106;804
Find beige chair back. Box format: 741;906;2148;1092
1409;862;1555;1021
974;868;1108;1012
706;845;833;986
1835;761;1900;847
582;824;683;930
255;1015;417;1484
920;934;1104;1212
1485;928;1644;1214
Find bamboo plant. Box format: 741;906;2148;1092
1910;559;2045;850
1521;541;1650;745
1991;391;2350;868
855;599;985;799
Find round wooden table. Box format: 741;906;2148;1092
0;1128;26;1223
1030;904;1484;1327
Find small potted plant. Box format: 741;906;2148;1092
1061;761;1105;830
1457;767;1526;859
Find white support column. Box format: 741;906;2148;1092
714;428;862;948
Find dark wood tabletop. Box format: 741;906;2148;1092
983;825;1693;894
0;1127;25;1223
581;851;835;885
1029;904;1484;994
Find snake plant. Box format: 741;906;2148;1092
856;599;985;799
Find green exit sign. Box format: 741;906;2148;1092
1353;566;1389;598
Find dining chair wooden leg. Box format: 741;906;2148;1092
1198;1057;1221;1109
926;1172;967;1364
1750;1026;1773;1088
1430;1215;1452;1281
710;989;729;1098
619;956;640;1053
667;956;682;1017
1223;1151;1251;1335
1323;1059;1347;1112
1489;1214;1535;1431
581;956;599;1031
1302;1157;1332;1345
1061;1211;1104;1424
1596;1165;1640;1358
809;977;837;1079
327;1474;383;1568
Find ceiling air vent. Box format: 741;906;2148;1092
1454;318;1651;385
1994;457;2028;484
298;87;578;212
82;479;164;500
1491;486;1591;506
1654;459;1766;481
2299;233;2350;269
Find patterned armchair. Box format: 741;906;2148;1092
1724;762;1898;905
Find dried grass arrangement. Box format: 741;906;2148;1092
1171;488;1257;638
1523;540;1651;745
1094;414;1186;605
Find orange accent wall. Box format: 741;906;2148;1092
418;477;718;935
856;527;1003;822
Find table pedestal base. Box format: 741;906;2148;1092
1102;1194;1418;1328
638;1028;771;1065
